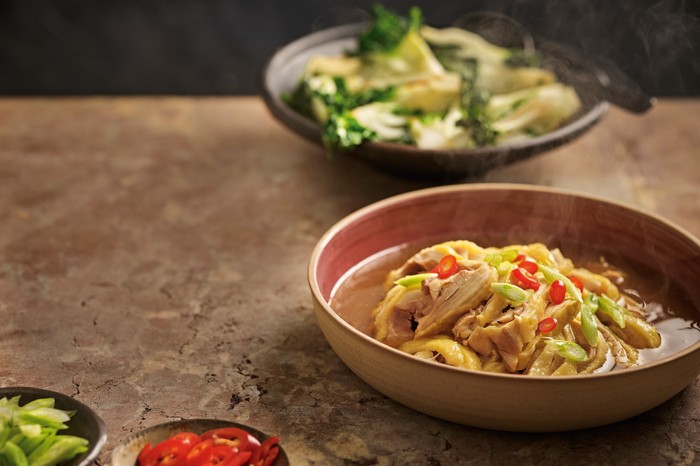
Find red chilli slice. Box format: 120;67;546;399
568;275;585;293
549;280;566;304
436;255;459;279
538;317;558;333
518;260;538;274
512;267;540;291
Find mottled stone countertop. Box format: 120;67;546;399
0;97;698;465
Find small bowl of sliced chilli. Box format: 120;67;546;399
109;419;289;466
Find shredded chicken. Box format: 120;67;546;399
371;240;663;376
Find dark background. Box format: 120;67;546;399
0;0;698;96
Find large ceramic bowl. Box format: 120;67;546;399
110;419;289;466
307;184;700;431
261;20;615;179
0;386;107;466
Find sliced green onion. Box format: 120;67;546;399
598;293;626;328
394;273;437;288
0;423;9;450
18;425;41;438
491;283;529;304
538;264;583;303
0;397;21;409
0;407;11;427
25;432;57;463
580;304;598;347
545;339;589;362
18;430;54;456
497;261;514;275
21;399;54;411
28;436;88;466
0;397;88;466
0;440;29;466
484;253;502;267
500;249;519;262
584;293;599;312
16;408;70;429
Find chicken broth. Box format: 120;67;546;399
330;239;700;373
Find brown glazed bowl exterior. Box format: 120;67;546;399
109;419;289;466
307;184;700;432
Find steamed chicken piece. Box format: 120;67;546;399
415;261;497;338
477;285;549;372
571;267;621;299
372;286;431;347
387;240;487;285
372;259;496;346
598;320;639;366
371;239;663;376
399;336;482;370
599;311;662;349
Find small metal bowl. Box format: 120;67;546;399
0;386;107;466
110;419;289;466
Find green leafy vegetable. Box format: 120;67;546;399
455;60;498;146
285;5;582;152
357;5;422;54
504;49;542;68
323;112;377;152
284;76;399;152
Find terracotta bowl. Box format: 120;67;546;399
307;184;700;431
0;387;107;466
109;419;289;466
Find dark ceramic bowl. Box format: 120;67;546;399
307;184;700;431
110;419;289;466
261;21;612;179
0;386;107;466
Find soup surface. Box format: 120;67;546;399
330;237;700;371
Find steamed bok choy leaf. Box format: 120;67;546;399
285;5;582;153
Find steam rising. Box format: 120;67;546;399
308;1;699;96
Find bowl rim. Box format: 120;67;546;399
260;22;610;160
308;182;700;382
0;386;108;466
112;417;280;443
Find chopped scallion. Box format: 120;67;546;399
597;293;626;328
491;282;529;304
394;273;437;288
545;339;588;362
538;264;583;303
